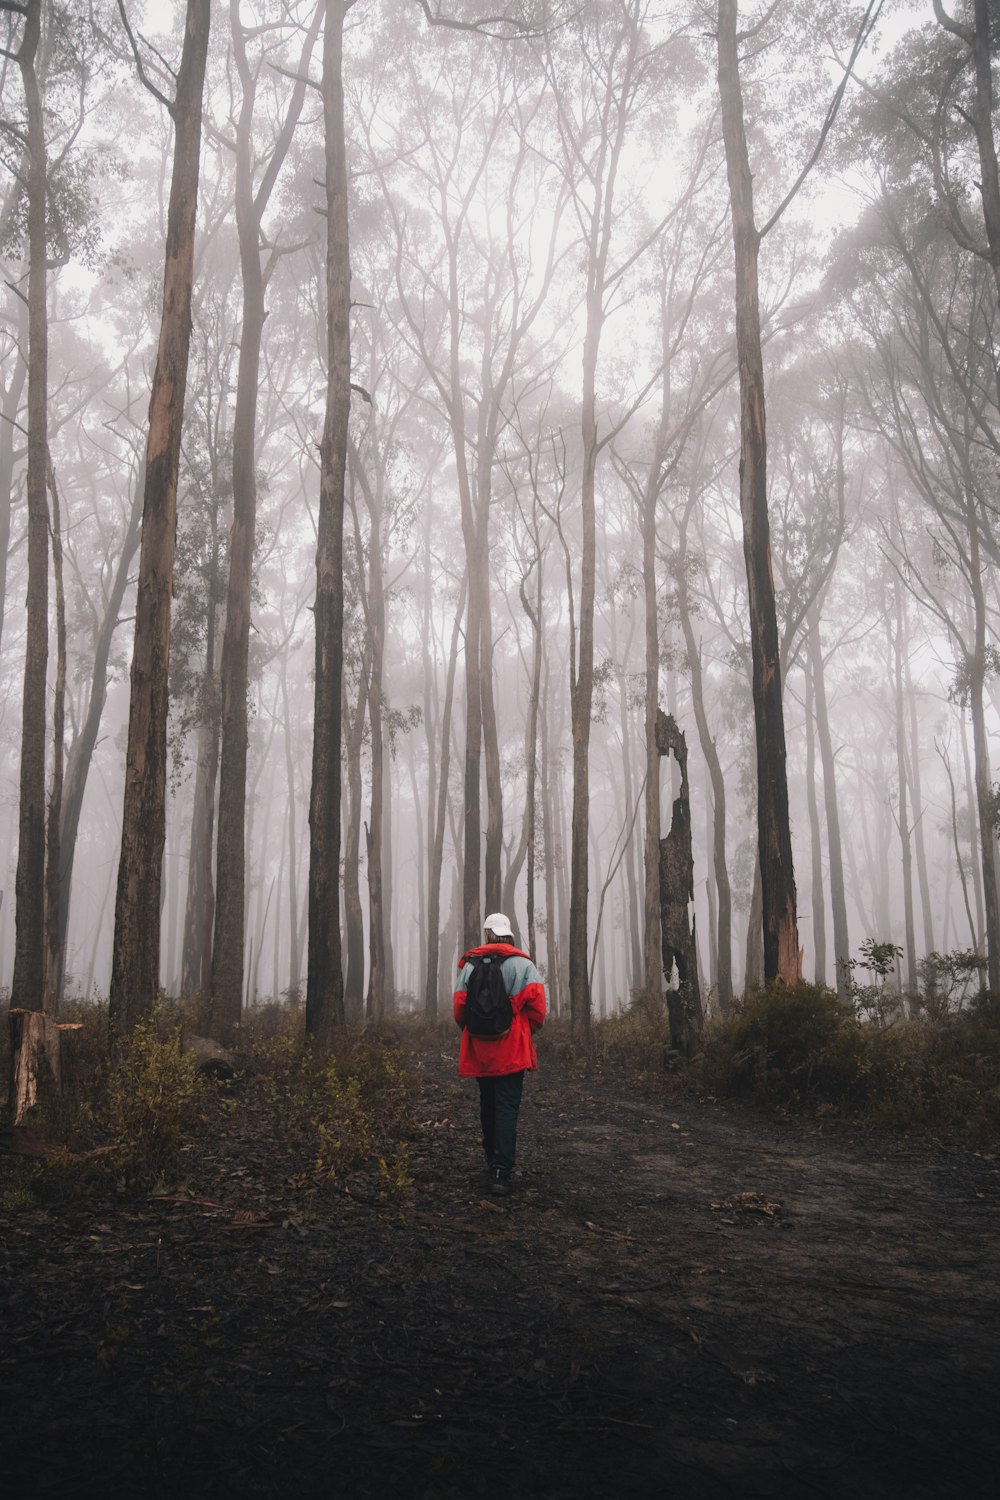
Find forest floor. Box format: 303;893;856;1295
2;1037;999;1500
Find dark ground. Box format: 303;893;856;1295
2;1040;999;1499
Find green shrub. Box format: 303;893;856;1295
105;1019;204;1184
689;978;1000;1138
246;1015;416;1186
695;982;865;1110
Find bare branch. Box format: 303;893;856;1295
116;0;174;113
760;0;884;240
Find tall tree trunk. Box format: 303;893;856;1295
677;498;733;1015
0;294;28;661
109;0;211;1042
641;438;663;1013
305;0;350;1046
180;494;221;999
278;659;302;1003
382;748;395;1008
480;542;503;914
425;575;466;1022
57;466;144;1003
405;741;427;996
717;0;799;985
10;0;49;1014
959;710;985;950
363;492;386;1026
343;660;368;1022
964;484;1000;992
804;657;827;986
890;578;917;995
180;708;220;996
500;555;543;934
569;283;601;1036
744;856;763;992
43;461;65;1014
904;649;934;955
211;1;320;1040
807;609;851;1001
524;551;543;963
539;640;561;1020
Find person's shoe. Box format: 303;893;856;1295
490;1166;513;1197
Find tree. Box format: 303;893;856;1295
108;0;211;1041
3;0;49;1011
305;0;352;1045
210;0;322;1042
715;0;881;984
539;0;676;1032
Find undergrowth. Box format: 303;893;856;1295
690;983;1000;1138
4;1000;417;1202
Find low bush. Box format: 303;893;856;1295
246;1013;416;1196
105;1018;206;1184
687;982;1000;1138
694;983;866;1111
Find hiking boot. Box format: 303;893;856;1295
490;1166;513;1197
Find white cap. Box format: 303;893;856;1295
484;911;513;939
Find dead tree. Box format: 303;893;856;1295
656;711;704;1057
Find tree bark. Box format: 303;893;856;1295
677;496;733;1015
43;460;66;1014
0;294;28;662
278;658;302;1004
656;711;703;1053
305;0;350;1046
425;574;466;1022
343;656;368;1022
109;0;211;1043
890;577;917;996
964;484;1000;993
10;0;49;1015
717;0;799;985
904;648;934;955
807;610;850;1000
58;468;143;1004
804;657;827;986
211;0;321;1041
7;1009;82;1128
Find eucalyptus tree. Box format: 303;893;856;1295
2;0;51;1011
210;0;323;1042
356;12;568;949
306;0;352;1044
345;304;424;1023
714;0;882;985
609;158;733;1013
835;187;1000;992
537;0;693;1032
109;0;211;1041
856;2;1000;322
170;296;236;1002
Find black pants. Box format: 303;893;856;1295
477;1071;525;1172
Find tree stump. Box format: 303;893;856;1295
7;1009;84;1127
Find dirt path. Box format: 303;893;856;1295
2;1043;998;1497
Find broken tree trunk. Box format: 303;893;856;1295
656;711;704;1057
7;1008;83;1127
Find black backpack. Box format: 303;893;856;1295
464;953;514;1039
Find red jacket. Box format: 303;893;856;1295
454;942;546;1077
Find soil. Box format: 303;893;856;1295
2;1040;998;1499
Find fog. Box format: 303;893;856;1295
1;0;997;1026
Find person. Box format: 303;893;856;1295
453;912;546;1196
